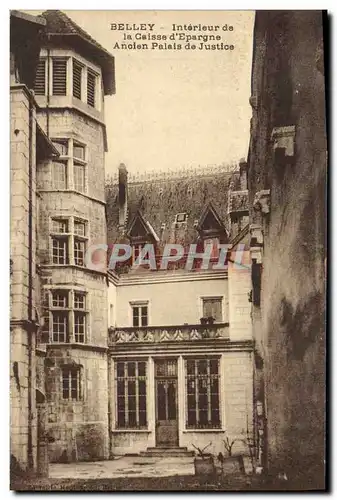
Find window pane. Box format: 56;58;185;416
202;298;222;322
52;290;68;307
73;143;85;160
52;218;68;233
74;239;85;266
52;312;68;342
132;307;139;327
52;140;68;156
52;58;67;96
127;362;136;377
141;306;148;326
52;162;67;190
138;362;146;377
74;163;85;192
74;292;85;309
117;362;124;378
52;237;68;265
74;312;85;343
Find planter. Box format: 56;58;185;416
194;455;216;478
219;455;245;476
200;317;208;325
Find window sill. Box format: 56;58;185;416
112;429;151;433
183;428;225;433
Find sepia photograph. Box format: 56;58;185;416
9;8;327;491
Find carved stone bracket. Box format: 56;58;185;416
253;189;271;215
271;125;296;158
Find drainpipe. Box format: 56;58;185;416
27;98;34;470
46;44;50;137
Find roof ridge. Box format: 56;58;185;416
41;10;114;58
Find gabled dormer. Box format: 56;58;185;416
196;203;228;262
197;203;228;241
127;210;159;263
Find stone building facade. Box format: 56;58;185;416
105;164;255;457
11;9;255;468
10;9;116;468
247;11;326;487
10;10;59;472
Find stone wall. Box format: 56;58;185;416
248;11;326;486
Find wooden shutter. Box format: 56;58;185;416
52;58;67;96
87;69;96;107
72;60;82;100
203;298;222;322
34;60;46;95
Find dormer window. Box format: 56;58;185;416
175;213;188;224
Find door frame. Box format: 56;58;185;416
154;358;179;447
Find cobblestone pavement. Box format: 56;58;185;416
49;455;195;479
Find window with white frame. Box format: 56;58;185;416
34;56;101;110
50;217;88;267
131;303;148;327
185;358;220;429
62;365;82;400
116;360;147;428
51;138;87;193
202;297;223;322
49;288;88;343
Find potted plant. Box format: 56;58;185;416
207;316;215;325
200;317;208;325
217;432;245;476
192;442;216;480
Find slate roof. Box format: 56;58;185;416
106;169;244;249
40;10;115;94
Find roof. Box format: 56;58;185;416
106;169;241;250
41;10;115;95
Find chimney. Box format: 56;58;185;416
239;158;248;191
118;163;128;232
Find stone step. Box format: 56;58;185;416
140;447;195;457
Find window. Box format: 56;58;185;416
202;297;223;322
185;358;220;429
73;143;85;161
74;163;85;193
72;59;83;100
132;303;148;327
52;218;68;234
74;220;87;266
49;289;88;343
34;59;46;95
52;311;68;342
50;217;87;266
175;213;188;224
52;58;67;96
52;161;67;190
51;139;86;193
34;56;100;109
52;237;68;265
87;69;97;107
52;140;68;156
62;366;82;400
116;361;147;428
